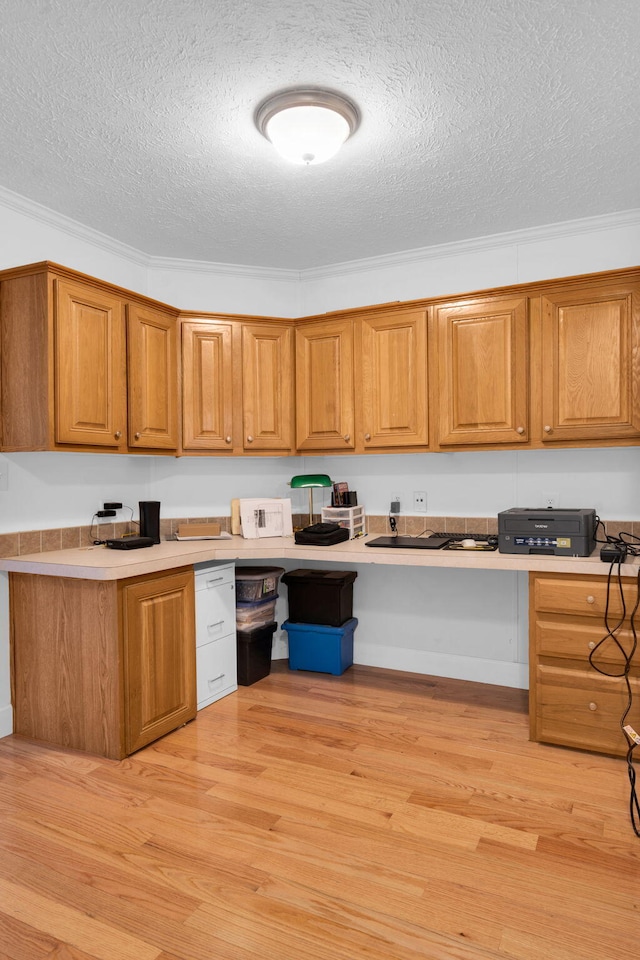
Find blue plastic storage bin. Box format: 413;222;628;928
282;618;357;676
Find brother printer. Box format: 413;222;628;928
497;508;597;556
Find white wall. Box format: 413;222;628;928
2;189;640;740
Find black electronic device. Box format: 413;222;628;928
105;536;155;550
139;500;161;544
498;508;597;556
366;536;451;549
600;542;628;563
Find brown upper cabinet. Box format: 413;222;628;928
434;295;529;447
3;260;640;457
0;264;179;453
295;307;429;454
357;307;428;451
181;316;294;455
537;280;640;443
295;316;356;452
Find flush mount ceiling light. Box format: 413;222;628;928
255;88;359;165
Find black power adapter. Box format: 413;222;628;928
600;542;628;563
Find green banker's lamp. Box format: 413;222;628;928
289;473;333;526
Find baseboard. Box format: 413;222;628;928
0;704;13;740
354;642;529;689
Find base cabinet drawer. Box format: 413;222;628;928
197;634;237;708
534;663;640;756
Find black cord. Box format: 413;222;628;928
589;556;640;837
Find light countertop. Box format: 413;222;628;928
0;535;637;580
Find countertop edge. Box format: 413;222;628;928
0;536;638;579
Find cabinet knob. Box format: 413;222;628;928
246;435;254;443
225;436;232;444
344;434;350;442
516;426;525;435
588;702;598;711
364;433;371;441
134;432;140;440
586;595;595;604
544;425;552;433
588;641;596;649
114;430;122;440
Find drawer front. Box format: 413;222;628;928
195;580;236;647
195;563;234;591
533;576;635;619
196;634;237;707
535;618;638;665
535;662;640;756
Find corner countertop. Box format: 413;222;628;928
0;535;637;581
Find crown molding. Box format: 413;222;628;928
2;182;639;286
299;208;640;281
0;184;150;268
148;255;301;284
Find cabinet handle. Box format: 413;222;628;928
208;673;225;686
586;595;595;604
364;433;371;441
246;435;254;443
588;641;596;649
114;430;122;440
588;702;598;711
206;577;225;587
225;436;232;444
544;425;552;433
344;434;350;442
516;426;525;435
207;620;225;631
134;432;140;440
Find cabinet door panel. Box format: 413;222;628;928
242;323;293;452
127;304;178;450
360;309;428;449
295;318;355;451
182;321;235;450
55;279;127;448
122;569;196;755
541;284;640;441
436;297;528;445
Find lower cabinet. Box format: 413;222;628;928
10;567;196;759
529;572;640;756
194;561;237;708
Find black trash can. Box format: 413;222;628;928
281;569;357;626
236;621;277;685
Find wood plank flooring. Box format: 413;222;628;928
0;662;638;960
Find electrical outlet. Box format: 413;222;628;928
413;491;427;513
542;491;559;509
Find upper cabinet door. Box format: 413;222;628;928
55;279;127;449
181;321;235;452
295;317;355;451
358;308;428;450
435;296;529;446
540;283;640;442
242;323;294;453
127;304;178;450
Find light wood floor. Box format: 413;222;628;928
0;663;638;960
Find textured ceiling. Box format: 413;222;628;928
0;0;638;270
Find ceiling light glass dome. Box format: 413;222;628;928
256;88;360;165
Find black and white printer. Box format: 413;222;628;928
498;508;597;557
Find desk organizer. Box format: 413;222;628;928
321;506;365;539
282;618;357;676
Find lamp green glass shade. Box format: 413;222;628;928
289;474;333;489
289;474;333;526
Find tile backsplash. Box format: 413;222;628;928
0;514;636;558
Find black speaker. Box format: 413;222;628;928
139;501;161;544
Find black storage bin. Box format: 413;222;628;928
237;621;277;685
281;569;357;626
